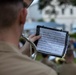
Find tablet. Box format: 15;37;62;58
35;25;69;57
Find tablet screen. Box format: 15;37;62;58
36;26;68;57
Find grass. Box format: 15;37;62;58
36;53;42;61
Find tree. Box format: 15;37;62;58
58;0;76;5
70;0;76;6
38;0;76;10
38;0;52;10
38;0;76;22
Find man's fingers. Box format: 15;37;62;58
29;35;41;42
31;35;41;42
29;34;35;38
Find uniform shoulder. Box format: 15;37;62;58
10;53;57;75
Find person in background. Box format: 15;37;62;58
57;48;76;75
73;39;76;49
0;0;57;75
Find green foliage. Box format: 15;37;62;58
51;18;55;22
38;0;52;10
37;18;44;22
58;0;76;6
36;53;42;61
70;0;76;6
74;58;76;63
69;33;76;39
58;0;70;5
38;0;76;10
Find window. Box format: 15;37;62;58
45;10;51;14
62;8;65;15
70;9;73;15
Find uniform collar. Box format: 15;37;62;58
0;41;21;54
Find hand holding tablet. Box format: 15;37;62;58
35;25;69;57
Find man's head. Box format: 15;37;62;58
0;0;33;29
0;0;33;46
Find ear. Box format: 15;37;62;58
20;8;27;25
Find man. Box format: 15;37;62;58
57;48;76;75
0;0;57;75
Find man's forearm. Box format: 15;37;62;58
21;42;30;57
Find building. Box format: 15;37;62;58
27;3;42;22
27;0;76;33
42;4;76;33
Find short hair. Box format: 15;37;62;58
0;1;23;29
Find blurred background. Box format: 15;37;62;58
23;0;76;37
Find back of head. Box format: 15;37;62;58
0;0;23;29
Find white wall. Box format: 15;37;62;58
42;5;76;33
27;3;42;21
56;6;76;33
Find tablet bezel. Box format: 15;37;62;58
35;25;69;57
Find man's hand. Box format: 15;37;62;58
28;34;41;42
20;35;41;56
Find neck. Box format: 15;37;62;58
0;25;21;48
